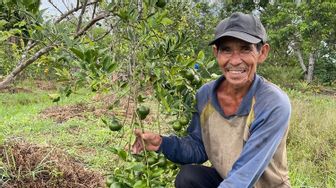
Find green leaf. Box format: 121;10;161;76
151;168;164;177
0;20;8;29
129;163;145;171
70;47;85;61
206;60;216;69
101;56;111;69
160;18;173;26
101;118;107;125
133;180;147;188
197;50;205;61
0;31;10;41
118;150;127;161
106;63;117;73
13;20;26;27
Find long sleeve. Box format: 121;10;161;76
159;111;208;164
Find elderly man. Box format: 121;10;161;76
132;12;291;188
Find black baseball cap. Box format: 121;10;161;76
209;12;267;45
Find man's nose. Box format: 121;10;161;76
229;51;243;65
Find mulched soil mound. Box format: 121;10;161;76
40;93;156;124
39;103;114;123
40;93;135;123
0;139;105;188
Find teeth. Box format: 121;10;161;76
228;70;245;73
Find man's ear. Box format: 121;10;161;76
257;43;270;64
212;45;218;58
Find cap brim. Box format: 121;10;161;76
209;31;261;45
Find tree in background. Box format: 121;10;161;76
262;2;336;84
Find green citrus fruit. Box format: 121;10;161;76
137;106;150;120
179;116;189;126
156;0;166;8
109;117;122;131
172;122;182;131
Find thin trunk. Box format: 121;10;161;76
294;48;307;73
306;53;315;83
137;0;142;19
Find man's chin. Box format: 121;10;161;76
225;77;251;89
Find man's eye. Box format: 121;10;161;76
241;46;252;53
220;47;231;53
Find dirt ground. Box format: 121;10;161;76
0;87;32;94
40;94;135;123
34;80;57;91
0;139;105;188
40;103;98;123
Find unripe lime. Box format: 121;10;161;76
137;106;150;120
156;0;166;8
172;122;182;131
109;117;122;131
179;116;189;126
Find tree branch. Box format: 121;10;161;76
0;45;54;89
55;1;96;24
75;12;110;39
17;40;38;66
93;24;114;42
76;0;88;33
48;0;63;15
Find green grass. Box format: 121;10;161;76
0;84;125;174
286;89;336;187
1;81;335;187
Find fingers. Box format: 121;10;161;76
132;129;143;154
132;129;162;153
134;129;142;137
132;136;143;154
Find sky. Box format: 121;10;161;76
40;0;76;16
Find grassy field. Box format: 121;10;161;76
0;80;335;187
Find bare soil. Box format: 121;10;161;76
0;87;32;94
0;139;105;188
34;80;57;91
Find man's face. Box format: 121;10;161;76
213;37;269;89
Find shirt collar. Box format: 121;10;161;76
210;74;260;118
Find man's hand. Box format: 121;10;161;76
131;129;162;154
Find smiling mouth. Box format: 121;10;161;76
225;69;247;74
